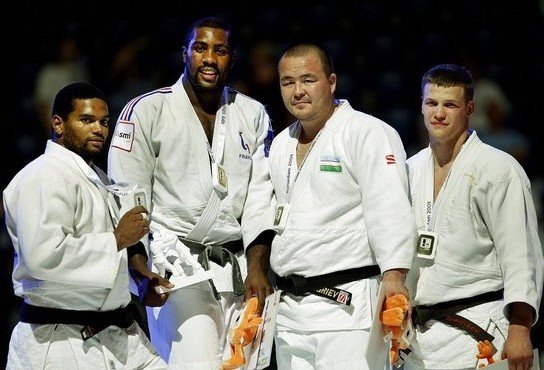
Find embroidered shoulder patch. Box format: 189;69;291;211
111;121;135;152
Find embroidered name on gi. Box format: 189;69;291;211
312;287;352;306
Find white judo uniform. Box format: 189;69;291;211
3;141;166;370
107;75;274;369
402;130;544;369
268;100;416;369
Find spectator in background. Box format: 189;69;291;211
98;34;160;171
105;34;160;123
466;60;532;173
478;111;531;169
232;41;295;133
33;31;91;138
468;61;512;137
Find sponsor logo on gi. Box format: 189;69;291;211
111;121;135;152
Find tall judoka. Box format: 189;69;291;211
3;82;166;369
266;42;417;369
401;63;543;370
107;16;275;369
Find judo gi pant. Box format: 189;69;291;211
275;326;372;370
147;280;243;370
7;321;166;369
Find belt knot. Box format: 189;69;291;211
180;238;244;297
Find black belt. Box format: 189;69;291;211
20;302;137;341
412;289;504;343
275;265;381;296
179;238;244;297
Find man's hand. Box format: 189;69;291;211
128;252;173;307
501;302;535;369
114;205;149;251
382;268;411;321
244;242;273;315
140;274;172;306
501;324;534;369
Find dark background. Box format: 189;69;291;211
1;1;543;367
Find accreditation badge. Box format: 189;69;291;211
416;230;437;260
212;163;228;195
273;204;290;233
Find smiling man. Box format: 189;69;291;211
107;16;275;369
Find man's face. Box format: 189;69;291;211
183;27;234;92
278;50;336;123
421;83;473;143
55;98;110;162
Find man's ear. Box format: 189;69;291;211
51;115;63;138
467;100;475;117
329;73;337;95
182;46;188;64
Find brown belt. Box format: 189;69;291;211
412;289;504;343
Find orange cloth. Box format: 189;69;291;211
476;339;496;368
221;297;263;370
380;294;410;367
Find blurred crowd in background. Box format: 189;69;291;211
1;1;544;366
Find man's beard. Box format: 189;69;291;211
65;135;102;163
193;80;223;94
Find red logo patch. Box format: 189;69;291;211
386;154;396;165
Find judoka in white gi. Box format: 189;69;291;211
267;42;416;369
107;17;275;369
402;63;544;370
3;82;166;369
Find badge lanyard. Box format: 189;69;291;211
416;129;478;260
273;124;325;232
187;91;229;242
207;90;229;196
416;154;440;259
